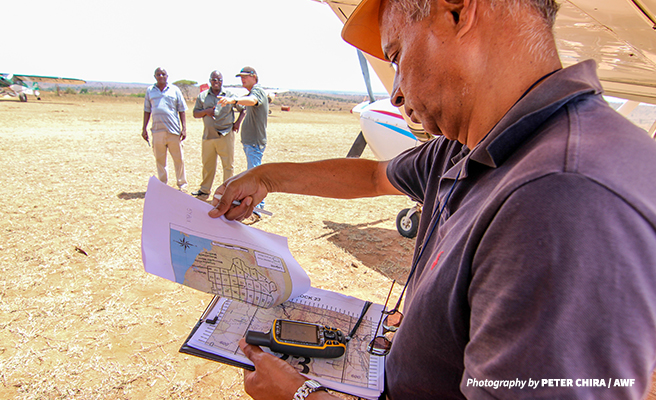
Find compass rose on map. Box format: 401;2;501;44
175;236;196;252
169;227;294;307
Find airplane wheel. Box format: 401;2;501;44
19;93;27;102
396;208;419;238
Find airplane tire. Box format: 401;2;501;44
396;208;419;238
19;93;27;102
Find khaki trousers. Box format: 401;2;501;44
200;131;235;194
152;131;187;189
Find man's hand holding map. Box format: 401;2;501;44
142;177;310;307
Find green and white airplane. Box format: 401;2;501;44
0;73;85;102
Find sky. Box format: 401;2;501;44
4;0;388;94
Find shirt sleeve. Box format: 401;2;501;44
386;137;461;204
461;172;656;399
143;89;151;112
193;93;204;113
251;87;267;107
175;87;188;112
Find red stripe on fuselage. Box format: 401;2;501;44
371;110;405;120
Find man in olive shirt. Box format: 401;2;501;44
192;70;244;201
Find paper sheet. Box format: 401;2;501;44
141;177;311;307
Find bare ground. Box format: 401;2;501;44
2;93;655;400
0;93;414;399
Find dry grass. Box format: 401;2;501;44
0;93;414;399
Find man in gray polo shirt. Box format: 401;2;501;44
191;70;244;201
141;67;188;191
209;0;656;399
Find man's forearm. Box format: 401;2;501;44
256;158;401;199
142;112;151;130
234;95;258;107
179;112;186;130
235;110;245;125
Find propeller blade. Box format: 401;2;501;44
347;131;368;158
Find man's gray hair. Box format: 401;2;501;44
390;0;559;28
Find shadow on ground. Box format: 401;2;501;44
118;191;146;200
319;220;415;283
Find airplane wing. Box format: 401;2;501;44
314;0;656;105
557;0;656;104
1;73;85;102
222;84;288;102
7;74;86;85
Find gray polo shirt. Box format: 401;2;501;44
194;88;244;140
241;84;268;147
144;84;187;135
385;60;656;399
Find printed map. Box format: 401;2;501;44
170;228;293;307
193;296;381;391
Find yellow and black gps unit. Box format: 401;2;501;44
245;319;346;358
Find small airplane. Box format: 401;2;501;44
199;83;287;104
0;73;86;102
314;0;656;238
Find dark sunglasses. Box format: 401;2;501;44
367;280;403;356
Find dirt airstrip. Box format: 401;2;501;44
0;93;414;399
2;93;656;400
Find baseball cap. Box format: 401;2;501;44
236;66;257;77
341;0;386;61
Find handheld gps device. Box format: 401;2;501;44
245;319;346;358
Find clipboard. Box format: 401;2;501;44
178;295;255;371
177;288;385;399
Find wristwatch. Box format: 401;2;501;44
293;379;327;400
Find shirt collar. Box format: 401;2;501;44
154;83;170;92
467;60;602;170
248;83;261;94
210;88;226;97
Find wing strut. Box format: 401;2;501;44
358;50;376;104
347;50;376;158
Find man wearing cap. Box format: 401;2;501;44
191;70;245;201
142;67;188;191
220;66;269;222
210;0;656;399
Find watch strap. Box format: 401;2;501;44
292;379;327;400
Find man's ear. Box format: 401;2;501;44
443;0;477;37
